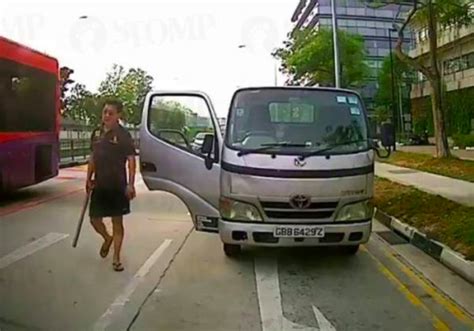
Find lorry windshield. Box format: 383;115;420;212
226;88;369;155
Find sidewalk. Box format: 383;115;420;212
375;162;474;207
398;145;474;161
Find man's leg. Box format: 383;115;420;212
91;217;113;257
112;216;124;268
90;217;110;240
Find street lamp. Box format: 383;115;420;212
330;0;340;88
388;27;398;150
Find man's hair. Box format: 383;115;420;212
103;99;123;113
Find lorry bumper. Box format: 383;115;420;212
219;219;372;247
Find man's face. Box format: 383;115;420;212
102;104;121;127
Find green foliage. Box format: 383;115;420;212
378;150;474;182
409;0;474;29
375;55;414;108
411;87;474;136
98;64;154;125
273;28;369;87
59;67;74;114
377;0;474;156
453;134;474;148
149;100;187;132
375;177;474;259
65;64;154;126
374;105;390;124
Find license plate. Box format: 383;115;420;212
274;226;325;238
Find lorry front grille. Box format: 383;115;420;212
260;201;338;219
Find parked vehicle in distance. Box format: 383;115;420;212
139;87;393;257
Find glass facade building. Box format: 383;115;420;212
291;0;413;111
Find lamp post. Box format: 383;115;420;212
330;0;340;88
388;28;398;150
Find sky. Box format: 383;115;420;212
0;0;297;117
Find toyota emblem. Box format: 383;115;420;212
289;194;311;209
294;158;306;167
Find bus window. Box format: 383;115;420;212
0;59;57;132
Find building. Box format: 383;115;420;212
291;0;413;111
409;23;474;135
410;24;474;99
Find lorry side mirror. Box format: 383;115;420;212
201;134;214;154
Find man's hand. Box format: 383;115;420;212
86;179;95;194
126;184;136;200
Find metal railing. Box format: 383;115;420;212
59;123;139;167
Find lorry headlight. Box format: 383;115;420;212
335;200;373;222
219;197;263;222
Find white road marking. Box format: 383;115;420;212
93;239;172;331
0;232;69;270
255;256;336;331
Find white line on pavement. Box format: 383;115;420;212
255;256;336;331
0;232;69;270
93;239;172;331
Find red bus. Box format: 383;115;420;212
0;36;60;192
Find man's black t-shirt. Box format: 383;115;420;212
90;125;136;190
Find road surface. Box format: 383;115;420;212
1;166;473;331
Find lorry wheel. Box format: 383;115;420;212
341;245;359;255
223;244;241;257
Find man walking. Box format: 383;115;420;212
86;100;136;272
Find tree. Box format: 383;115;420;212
98;64;126;97
65;84;106;126
117;68;154;125
59;66;74;115
65;84;92;122
149;100;188;135
374;55;415;127
98;64;154;125
273;28;369;87
375;56;413;108
63;64;154;127
372;0;473;157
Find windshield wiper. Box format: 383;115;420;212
298;139;368;160
237;142;307;157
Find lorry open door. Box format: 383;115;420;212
139;91;222;232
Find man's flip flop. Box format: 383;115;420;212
100;237;113;258
113;262;124;272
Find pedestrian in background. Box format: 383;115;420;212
86;99;136;272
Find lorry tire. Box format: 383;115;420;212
341;245;359;255
223;243;241;257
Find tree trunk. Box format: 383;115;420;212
427;0;450;158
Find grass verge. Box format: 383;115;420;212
374;177;474;260
377;151;474;183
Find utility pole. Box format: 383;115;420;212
398;82;404;135
388;29;397;150
330;0;340;88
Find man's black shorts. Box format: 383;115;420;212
89;188;130;218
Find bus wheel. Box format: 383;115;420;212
341;245;359;255
223;243;241;257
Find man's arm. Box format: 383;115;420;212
86;128;98;193
127;155;136;187
86;155;95;193
124;130;137;200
